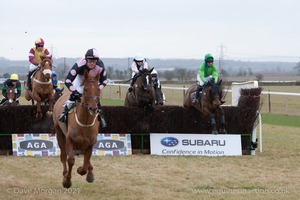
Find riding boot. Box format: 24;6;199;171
26;71;35;90
58;100;75;122
192;85;202;105
58;104;69;122
128;80;134;93
97;103;107;128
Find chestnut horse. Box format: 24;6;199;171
183;79;226;134
2;85;19;106
124;68;155;109
53;70;100;188
25;56;54;118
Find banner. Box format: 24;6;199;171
92;134;132;156
12;134;60;156
12;133;132;156
150;134;242;156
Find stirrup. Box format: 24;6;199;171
58;114;67;122
58;106;69;122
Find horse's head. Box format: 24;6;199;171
135;68;153;92
80;70;100;114
207;79;223;107
6;85;16;103
54;87;64;102
40;56;53;81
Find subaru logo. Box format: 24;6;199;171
161;137;179;147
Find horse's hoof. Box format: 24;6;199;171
77;166;87;176
220;129;227;134
36;113;43;119
212;130;218;135
46;111;53;117
86;173;94;183
63;178;72;188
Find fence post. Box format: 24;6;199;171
183;86;185;98
285;96;288;114
119;85;121;99
172;90;174;105
268;90;271;113
109;86;112;99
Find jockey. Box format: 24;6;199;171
58;48;107;128
129;53;148;92
52;71;61;94
192;53;219;105
0;74;21;105
150;69;161;89
151;69;165;105
26;38;52;90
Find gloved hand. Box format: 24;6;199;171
205;76;214;84
70;90;81;101
206;75;213;81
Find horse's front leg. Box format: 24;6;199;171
77;145;94;183
219;107;227;134
63;138;75;188
209;112;218;135
36;101;43;119
47;93;54;117
56;129;67;176
33;92;43;118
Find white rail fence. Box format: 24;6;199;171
103;83;300;115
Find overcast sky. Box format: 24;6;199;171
1;0;300;62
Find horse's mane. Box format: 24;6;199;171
40;56;52;62
139;68;150;73
81;70;100;87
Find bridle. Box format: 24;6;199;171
209;83;222;107
135;72;152;92
32;59;53;84
74;80;100;127
7;85;16;103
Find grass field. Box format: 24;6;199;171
0;121;299;200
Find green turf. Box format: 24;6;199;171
261;113;300;127
101;98;124;106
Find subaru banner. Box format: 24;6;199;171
150;134;242;156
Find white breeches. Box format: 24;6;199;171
72;75;84;94
29;64;38;72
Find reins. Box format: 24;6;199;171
74;106;99;127
32;59;53;85
74;79;100;127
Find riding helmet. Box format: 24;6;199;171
35;38;45;46
10;74;19;81
85;48;100;60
